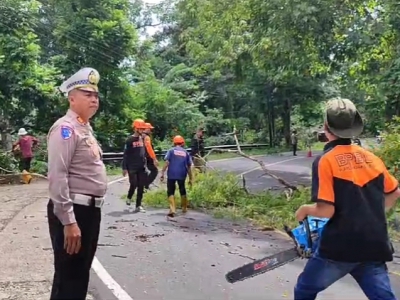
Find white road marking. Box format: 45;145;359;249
91;155;304;299
238;156;303;176
90;176;132;300
91;257;133;300
207;154;265;163
107;176;127;185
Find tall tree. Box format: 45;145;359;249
0;0;60;147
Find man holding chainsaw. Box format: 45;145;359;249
294;98;400;299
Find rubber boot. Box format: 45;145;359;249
21;170;32;184
181;195;188;213
168;196;176;217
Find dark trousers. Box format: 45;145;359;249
127;169;147;207
20;157;32;171
294;251;395;300
47;199;101;300
167;179;186;197
292;143;297;156
145;163;158;189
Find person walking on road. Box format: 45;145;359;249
291;129;298;156
190;127;206;173
294;98;400;300
143;122;159;190
12;128;39;173
161;135;193;217
122;118;148;212
47;67;107;300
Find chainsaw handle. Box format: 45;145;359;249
300;217;313;250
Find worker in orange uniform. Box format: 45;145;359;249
160;135;193;217
122;119;148;212
143;122;159;190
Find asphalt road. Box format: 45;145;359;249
210;151;316;193
90;148;400;300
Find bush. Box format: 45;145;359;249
373;118;400;239
0;151;19;173
143;170;311;230
31;160;48;175
373;118;400;176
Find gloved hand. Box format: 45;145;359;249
144;167;151;175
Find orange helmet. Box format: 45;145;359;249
173;135;185;145
132;118;146;129
145;122;154;129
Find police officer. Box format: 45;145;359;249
143;122;159;190
190;127;206;172
122;119;148;212
47;67;107;300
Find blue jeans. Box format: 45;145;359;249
294;252;396;300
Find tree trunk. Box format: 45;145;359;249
281;98;291;146
0;114;12;151
266;84;275;147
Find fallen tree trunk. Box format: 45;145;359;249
198;127;298;194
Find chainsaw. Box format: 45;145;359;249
225;216;329;284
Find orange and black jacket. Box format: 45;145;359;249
312;139;398;262
143;133;156;165
122;134;146;171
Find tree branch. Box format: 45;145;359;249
241;174;250;194
199;128;298;193
136;23;163;30
0;171;47;185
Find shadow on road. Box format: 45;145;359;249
105;208;292;249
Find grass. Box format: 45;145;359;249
311;142;326;151
106;165;122;176
142;170;311;230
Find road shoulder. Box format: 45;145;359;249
0;181;53;299
0;176;122;300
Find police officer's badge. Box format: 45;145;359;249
86;136;101;161
88;70;99;85
92;144;101;161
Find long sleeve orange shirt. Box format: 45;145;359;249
144;135;156;160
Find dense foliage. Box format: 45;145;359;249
2;0;400;170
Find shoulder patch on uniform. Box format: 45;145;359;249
60;126;74;140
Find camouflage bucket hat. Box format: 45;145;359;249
325;98;364;139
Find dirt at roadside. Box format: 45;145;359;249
0;177;124;300
0;180;53;299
